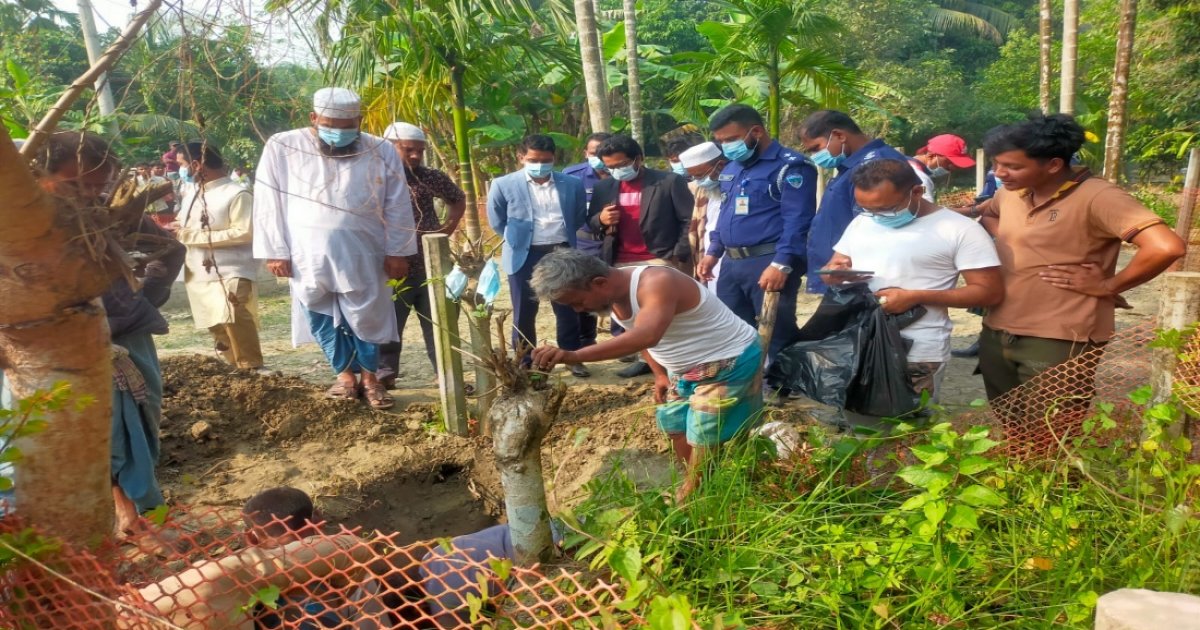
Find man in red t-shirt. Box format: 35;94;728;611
588;134;694;377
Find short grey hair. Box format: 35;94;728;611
531;249;612;301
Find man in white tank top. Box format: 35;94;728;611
529;249;763;501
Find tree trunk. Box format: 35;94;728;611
622;0;642;144
0;126;121;545
767;47;781;138
1059;0;1079;115
574;0;611;133
489;385;565;565
1103;0;1138;182
450;66;481;242
1039;0;1053;114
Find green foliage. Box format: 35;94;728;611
1131;188;1180;228
571;395;1200;627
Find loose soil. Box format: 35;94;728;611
159;357;794;542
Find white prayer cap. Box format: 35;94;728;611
383;122;426;142
312;87;362;119
678;142;722;168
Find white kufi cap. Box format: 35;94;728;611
383;122;426;141
678;142;722;168
312;87;362;119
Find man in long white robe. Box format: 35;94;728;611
252;87;416;409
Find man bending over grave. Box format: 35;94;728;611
529;248;764;501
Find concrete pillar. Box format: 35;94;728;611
1095;589;1200;630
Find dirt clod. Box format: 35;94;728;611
188;421;212;441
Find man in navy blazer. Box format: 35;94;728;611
487;134;590;376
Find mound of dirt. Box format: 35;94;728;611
156;356;676;543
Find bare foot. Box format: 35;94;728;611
113;485;140;538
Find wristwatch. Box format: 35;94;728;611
770;262;793;274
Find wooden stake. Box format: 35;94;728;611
758;291;780;356
423;234;469;435
1175;148;1200;272
975;149;986;197
1151;272;1200;437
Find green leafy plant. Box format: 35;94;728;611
570;391;1200;628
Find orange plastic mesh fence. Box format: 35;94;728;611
963;320;1159;459
0;507;640;629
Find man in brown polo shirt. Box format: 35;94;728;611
972;113;1185;400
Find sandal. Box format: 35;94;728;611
361;382;394;410
326;381;359;400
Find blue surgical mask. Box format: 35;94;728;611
179;165;194;184
671;161;688;176
810;132;846;169
697;176;720;190
993;175;1003;188
318;126;359;148
864;194;919;229
587;155;607;172
721;131;758;163
871;209;917;229
929;166;950;178
610;164;640;182
525;162;554;179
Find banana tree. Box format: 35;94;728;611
670;0;864;137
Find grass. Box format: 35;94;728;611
564;391;1200;629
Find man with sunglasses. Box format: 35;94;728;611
825;159;1003;400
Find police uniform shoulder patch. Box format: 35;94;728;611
863;150;878;162
785;172;805;188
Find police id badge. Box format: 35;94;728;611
735;193;750;215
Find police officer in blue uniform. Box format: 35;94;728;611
697;104;816;368
798;110;908;294
561;132;613;355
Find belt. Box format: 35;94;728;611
576;229;604;242
529;242;568;253
725;242;777;260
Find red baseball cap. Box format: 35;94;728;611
918;134;975;169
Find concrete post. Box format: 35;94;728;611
1151;272;1200;436
1095;589;1200;630
423;234;469;435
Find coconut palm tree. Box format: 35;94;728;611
622;0;642;143
1060;0;1080;114
1039;0;1053;113
574;0;610;132
927;0;1017;44
670;0;864;137
1103;0;1139;181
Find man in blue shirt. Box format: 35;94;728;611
799;110;908;294
561;132;612;360
697;104;816;367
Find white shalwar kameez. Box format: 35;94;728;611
252;128;416;347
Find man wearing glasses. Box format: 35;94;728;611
588;134;695;378
824;159;1003;400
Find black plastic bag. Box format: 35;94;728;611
767;283;876;408
844;307;922;418
768;283;925;415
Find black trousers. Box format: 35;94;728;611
378;267;437;384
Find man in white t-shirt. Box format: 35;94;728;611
825;159;1003;399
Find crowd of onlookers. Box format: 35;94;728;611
1;85;1186;625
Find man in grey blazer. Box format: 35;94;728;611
487;134;591;376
